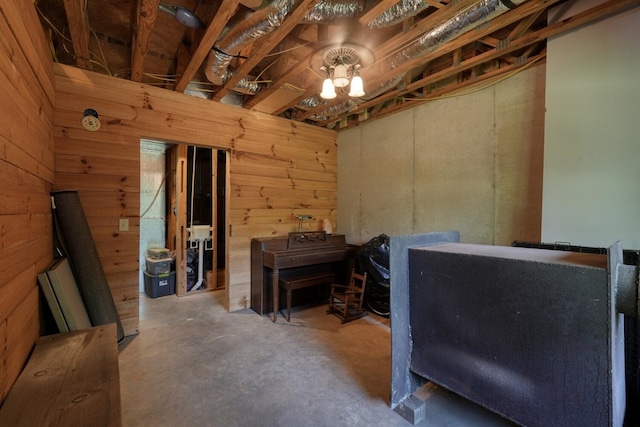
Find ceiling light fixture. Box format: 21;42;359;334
319;47;367;100
320;59;364;100
158;3;205;29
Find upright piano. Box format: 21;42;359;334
251;232;358;321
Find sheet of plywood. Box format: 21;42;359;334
43;258;92;331
37;271;70;333
0;324;121;426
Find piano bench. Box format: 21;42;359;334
278;272;335;322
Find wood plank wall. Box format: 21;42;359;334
0;0;56;404
53;64;337;332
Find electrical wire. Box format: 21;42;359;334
253;58;279;81
36;1;111;75
396;54;545;104
264;41;312;57
35;4;74;44
89;26;111;75
144;74;177;82
140;170;170;219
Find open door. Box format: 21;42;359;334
166;145;226;296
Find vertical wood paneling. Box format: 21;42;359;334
52;62;337;323
0;0;54;406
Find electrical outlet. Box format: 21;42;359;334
118;218;129;231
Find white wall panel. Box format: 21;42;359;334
543;1;640;249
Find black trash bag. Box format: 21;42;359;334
355;234;390;317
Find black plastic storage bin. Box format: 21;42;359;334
144;271;175;298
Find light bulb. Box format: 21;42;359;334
320;78;336;99
348;75;365;97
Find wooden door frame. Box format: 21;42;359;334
167;144;228;299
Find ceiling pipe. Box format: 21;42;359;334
302;0;366;24
204;0;295;86
309;0;529;122
204;0;369;87
367;0;432;29
203;0;530;119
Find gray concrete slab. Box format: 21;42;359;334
119;291;512;427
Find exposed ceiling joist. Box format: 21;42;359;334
42;0;640;130
131;0;161;82
175;0;242;92
325;0;639;127
62;0;91;70
298;0;567;121
213;0;322;101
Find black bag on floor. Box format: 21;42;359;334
355;234;390;317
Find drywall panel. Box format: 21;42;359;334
494;63;545;245
337;65;544;248
413;91;495;244
543;1;640;250
336;126;361;242
359;109;414;244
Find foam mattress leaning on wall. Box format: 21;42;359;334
52;190;125;343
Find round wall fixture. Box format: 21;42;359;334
81;108;101;131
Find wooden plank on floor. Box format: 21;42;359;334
0;324;122;426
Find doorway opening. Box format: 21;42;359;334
140;140;228;304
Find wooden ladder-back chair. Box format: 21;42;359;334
326;269;368;323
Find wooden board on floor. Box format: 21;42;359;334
0;323;121;426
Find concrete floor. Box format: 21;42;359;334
118;291;513;427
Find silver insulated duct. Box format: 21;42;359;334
311;0;527;121
386;0;526;72
303;0;365;24
205;0;366;87
367;0;432;29
205;0;295;86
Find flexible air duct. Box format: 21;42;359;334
301;0;528;121
205;0;295;86
205;0;366;87
367;0;432;29
303;0;365;23
387;0;526;71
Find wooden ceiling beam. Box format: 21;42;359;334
374;0;479;62
357;0;405;26
213;0;322;101
319;0;639;126
62;0;92;70
423;0;446;8
334;53;545;130
508;9;544;40
318;34;543;123
243;26;314;109
477;36;500;48
299;0;565;121
243;52;314;109
131;0;160;82
174;0;241;92
273;87;317;116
